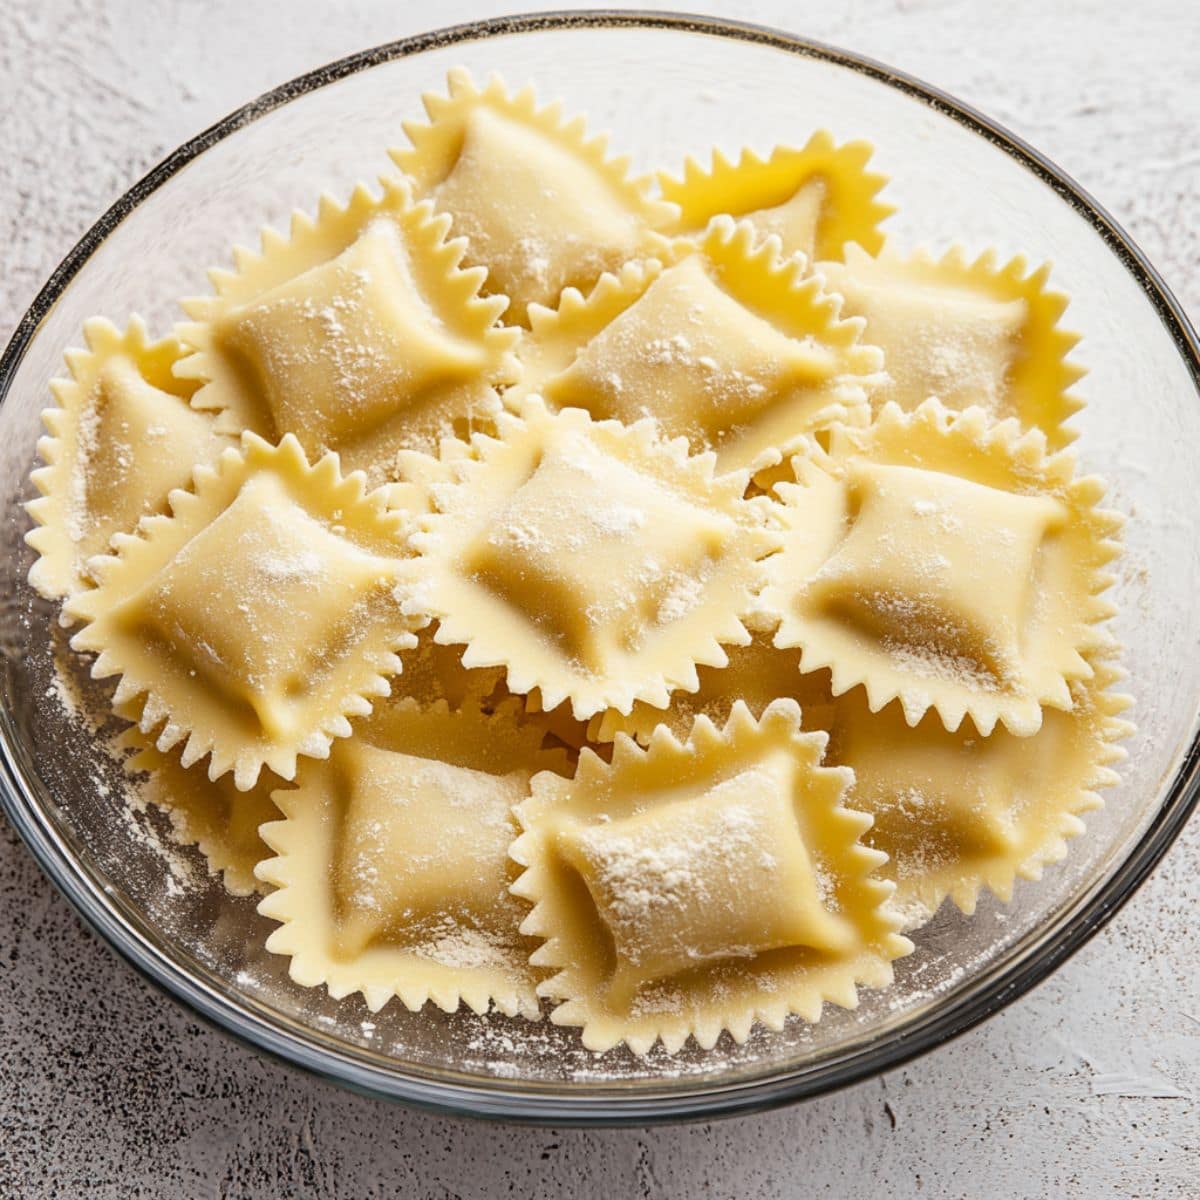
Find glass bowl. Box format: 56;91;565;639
1;11;1198;1126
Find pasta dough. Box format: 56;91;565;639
513;219;881;476
393;68;675;322
761;400;1122;736
512;700;910;1053
659;131;893;264
66;434;422;789
827;657;1133;924
26;318;231;602
176;178;519;483
591;634;834;746
402;397;778;719
256;698;568;1016
557;758;855;1006
818;244;1084;447
119;719;282;897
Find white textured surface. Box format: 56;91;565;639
1;2;1198;1195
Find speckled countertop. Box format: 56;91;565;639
1;2;1198;1196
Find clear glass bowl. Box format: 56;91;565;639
1;12;1198;1125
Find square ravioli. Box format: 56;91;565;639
133;471;398;740
394;69;674;321
332;740;527;958
656;132;893;264
763;400;1121;738
218;218;484;446
255;699;561;1018
25;318;231;602
434;105;644;313
466;432;733;669
825;664;1132;921
818;243;1087;429
545;255;825;440
67;434;417;789
852;275;1026;411
836;706;1023;864
176;177;519;482
83;358;221;548
511;219;880;478
817;245;1085;448
556;753;850;1004
407;400;776;720
809;462;1065;688
512;700;908;1053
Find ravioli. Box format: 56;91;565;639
403;397;777;720
512;700;910;1053
393;68;675;321
120;719;283;897
557;758;855;1006
176;178;518;483
658;131;893;263
818;244;1084;447
761;400;1122;736
256;698;568;1016
26;318;231;602
66;434;421;789
219;220;488;443
827;657;1133;925
514;219;881;476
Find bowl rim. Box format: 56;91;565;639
2;8;1199;1127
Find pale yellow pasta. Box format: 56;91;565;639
590;634;835;746
761;400;1122;736
514;219;881;476
66;434;421;789
557;758;854;1007
26;318;232;602
256;698;568;1016
658;131;893;264
818;243;1084;447
176;177;518;483
119;720;282;897
401;397;778;720
827;657;1133;925
512;700;910;1054
393;68;675;322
